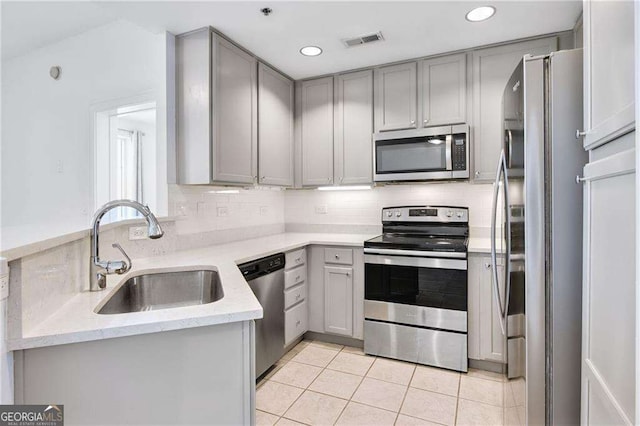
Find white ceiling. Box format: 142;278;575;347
2;1;582;79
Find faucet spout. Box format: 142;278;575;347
90;200;164;291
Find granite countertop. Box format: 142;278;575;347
9;232;496;351
8;232;375;351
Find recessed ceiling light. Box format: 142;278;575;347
466;6;496;22
300;46;323;57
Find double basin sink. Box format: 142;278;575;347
96;269;224;315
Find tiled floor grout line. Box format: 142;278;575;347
332;346;377;425
393;363;417;425
454;374;462;425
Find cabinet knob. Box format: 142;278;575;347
296;275;301;281
335;254;340;259
296;320;301;326
485;263;492;269
346;272;350;276
296;294;301;300
576;130;587;139
475;171;480;177
261;176;265;180
410;120;416;125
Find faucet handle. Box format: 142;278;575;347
111;243;132;274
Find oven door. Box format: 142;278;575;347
364;253;467;332
374;127;453;182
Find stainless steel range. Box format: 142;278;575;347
363;206;469;372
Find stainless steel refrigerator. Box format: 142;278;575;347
492;49;587;425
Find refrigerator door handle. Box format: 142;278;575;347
502;157;512;329
491;150;507;336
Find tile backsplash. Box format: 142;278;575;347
284;182;494;232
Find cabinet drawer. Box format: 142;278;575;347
285;300;308;345
285;248;306;270
324;248;353;265
285;264;307;290
284;283;307;310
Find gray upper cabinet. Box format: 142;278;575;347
471;37;557;181
334;70;374;185
176;29;257;185
419;53;467;127
299;77;334;186
374;62;418;132
258;63;294;186
582;0;635;150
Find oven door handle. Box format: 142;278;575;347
363;248;466;259
364;254;467;271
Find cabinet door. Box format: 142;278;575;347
581;147;635;425
324;266;354;337
258;63;294;186
300;77;334;186
374;62;417;132
471;37;557;181
478;255;506;363
212;36;258;184
582;0;635;150
420;53;466;127
334;70;373;185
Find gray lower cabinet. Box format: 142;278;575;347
298;77;335;186
471;36;557;181
580;141;635;425
284;248;308;346
176;29;258;185
308;246;364;340
14;322;255;425
374;62;418;132
324;266;354;337
468;254;506;363
334;70;374;185
582;0;635;149
258;63;294;186
419;53;467;127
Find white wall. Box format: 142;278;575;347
284;182;494;232
1;20;167;251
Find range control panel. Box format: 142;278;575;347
382;206;468;223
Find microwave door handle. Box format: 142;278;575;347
445;135;453;171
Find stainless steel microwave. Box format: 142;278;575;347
373;124;469;182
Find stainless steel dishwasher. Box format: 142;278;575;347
239;253;285;378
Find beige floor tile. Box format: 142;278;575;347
283;390;347;425
327;352;376;376
256;381;304;416
291;345;340;368
367;358;416;385
309;368;363;400
336;401;398;426
395;414;444;426
459;376;503;407
256;410;280;426
310;340;345;351
281;340;310;361
456;398;503;426
275;418;306;426
400;387;457;425
352;377;408;412
466;368;506;382
410;365;460;396
341;346;366;356
270;361;323;389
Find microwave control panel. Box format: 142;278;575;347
452;135;467;171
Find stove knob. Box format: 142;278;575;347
396;211;402;218
456;211;463;218
386;211;392;218
446;210;453;218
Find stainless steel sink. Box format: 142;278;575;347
96;269;224;315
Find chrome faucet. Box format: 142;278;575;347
90;200;164;291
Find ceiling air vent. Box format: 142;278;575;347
342;31;384;48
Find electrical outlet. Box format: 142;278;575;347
315;205;328;214
217;206;229;217
129;226;148;240
0;274;8;301
260;206;269;216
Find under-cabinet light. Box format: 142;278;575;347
317;185;372;191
